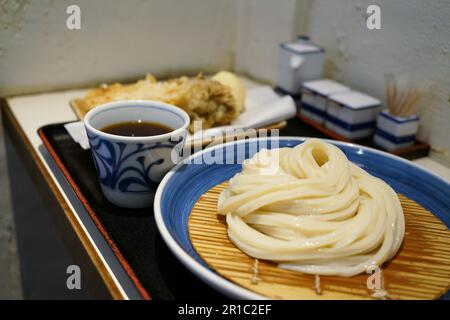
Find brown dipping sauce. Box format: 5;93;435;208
101;121;173;137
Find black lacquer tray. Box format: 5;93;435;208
38;123;225;300
38;117;428;299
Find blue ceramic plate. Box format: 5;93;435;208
154;137;450;299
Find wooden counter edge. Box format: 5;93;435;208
1;98;125;300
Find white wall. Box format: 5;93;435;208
234;0;299;83
307;0;450;166
0;0;301;94
0;0;236;94
1;0;449;167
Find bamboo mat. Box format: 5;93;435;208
188;182;450;300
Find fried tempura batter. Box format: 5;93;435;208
77;72;245;132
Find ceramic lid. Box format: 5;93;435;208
329;91;381;109
302;79;350;96
280;42;323;54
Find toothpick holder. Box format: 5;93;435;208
373;109;419;151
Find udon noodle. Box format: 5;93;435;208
217;139;404;277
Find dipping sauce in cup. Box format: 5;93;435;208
84;100;189;208
100;121;173;137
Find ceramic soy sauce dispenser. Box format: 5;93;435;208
276;40;324;96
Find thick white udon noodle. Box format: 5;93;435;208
217;139;405;277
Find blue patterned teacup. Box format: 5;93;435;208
84;100;189;208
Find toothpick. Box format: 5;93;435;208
386;83;394;114
315;274;322;295
392;83;398;115
251;259;260;284
396;89;412;116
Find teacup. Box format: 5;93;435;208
84;100;189;208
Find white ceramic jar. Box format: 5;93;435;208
300;79;350;124
276;41;324;95
325;91;381;140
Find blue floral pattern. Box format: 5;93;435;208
87;132;183;193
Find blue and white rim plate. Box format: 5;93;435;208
154;137;450;299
